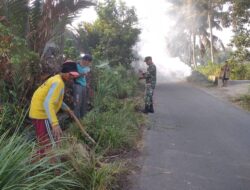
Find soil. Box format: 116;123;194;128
193;80;250;109
187;71;250;104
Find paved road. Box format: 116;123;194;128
131;83;250;190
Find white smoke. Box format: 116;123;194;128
125;0;191;83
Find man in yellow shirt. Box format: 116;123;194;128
29;61;79;155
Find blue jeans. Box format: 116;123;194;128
73;84;87;118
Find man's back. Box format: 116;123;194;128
29;74;65;125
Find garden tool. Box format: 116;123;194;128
67;109;96;145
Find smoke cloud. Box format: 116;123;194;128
126;0;191;82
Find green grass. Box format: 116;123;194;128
66;142;123;190
0;132;78;190
233;94;250;111
68;97;142;153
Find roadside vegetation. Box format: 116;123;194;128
233;94;250;111
0;0;145;189
1;0;249;188
196;60;250;81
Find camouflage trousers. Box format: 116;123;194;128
145;83;155;106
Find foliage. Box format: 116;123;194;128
0;23;39;64
82;101;140;152
0;103;28;136
196;60;250;80
0;0;29;38
27;0;95;56
63;38;81;60
196;61;221;77
223;0;250;62
94;65;138;104
233;94;250;112
1;0;95;76
0;23;40;111
0;131;78;190
68;65;143;153
0;110;126;190
76;0;140;67
166;0;250;66
227;61;250;80
66;141;123;190
166;0;225;66
0;1;143;189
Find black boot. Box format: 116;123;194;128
149;104;154;113
142;105;150;114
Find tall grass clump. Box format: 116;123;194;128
0;131;78;190
83;103;139;152
65;141;123;190
0;98;78;189
93;65;138;109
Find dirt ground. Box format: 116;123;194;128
194;80;250;108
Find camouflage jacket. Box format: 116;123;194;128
145;64;156;88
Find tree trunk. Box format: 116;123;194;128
189;33;192;67
208;0;214;63
192;32;197;68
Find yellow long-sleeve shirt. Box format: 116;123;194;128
29;74;66;127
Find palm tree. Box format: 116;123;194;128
28;0;95;56
1;0;95;75
1;0;95;58
0;0;29;37
208;0;214;62
167;0;225;66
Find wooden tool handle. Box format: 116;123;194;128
68;110;96;145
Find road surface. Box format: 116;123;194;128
130;83;250;190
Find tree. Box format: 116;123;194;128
223;0;250;62
28;0;95;56
76;0;141;67
1;0;95;75
0;0;29;38
166;0;225;66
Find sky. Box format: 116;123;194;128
72;0;233;82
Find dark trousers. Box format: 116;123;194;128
73;84;87;118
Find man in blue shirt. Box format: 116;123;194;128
73;54;92;118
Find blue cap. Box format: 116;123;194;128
82;54;92;61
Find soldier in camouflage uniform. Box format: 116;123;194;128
140;56;156;113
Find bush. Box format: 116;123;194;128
196;61;250;80
196;62;221;78
0;103;28;136
228;61;250;80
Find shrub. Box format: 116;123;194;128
196;61;250;80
